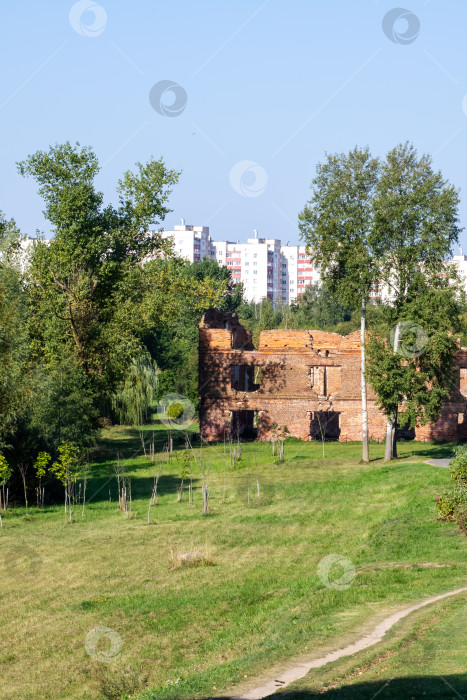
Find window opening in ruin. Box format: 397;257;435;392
309;366;326;396
460;368;467;398
231;365;262;392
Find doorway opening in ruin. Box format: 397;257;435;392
230;410;258;440
310;410;341;441
396;423;415;441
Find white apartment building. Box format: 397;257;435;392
159;220;212;263
211;233;282;303
159;221;321;303
452;252;467;284
280;244;320;303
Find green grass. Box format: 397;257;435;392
0;422;465;700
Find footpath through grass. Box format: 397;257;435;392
0;422;465;700
271;593;467;698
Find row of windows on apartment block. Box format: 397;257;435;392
186;249;309;262
188;247;313;264
226;261;314;269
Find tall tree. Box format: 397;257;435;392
140;257;238;405
0;212;29;447
370;143;462;459
366;277;462;458
18;142;180;432
299;147;380;462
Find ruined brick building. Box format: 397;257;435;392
199;309;467;443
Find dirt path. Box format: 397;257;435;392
229;586;467;700
425;458;453;468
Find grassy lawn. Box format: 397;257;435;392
0;422;465;700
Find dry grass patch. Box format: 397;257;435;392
168;541;215;569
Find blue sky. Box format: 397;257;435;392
2;0;467;247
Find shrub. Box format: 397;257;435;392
436;445;467;535
436;486;467;534
435;490;461;520
167;402;184;420
450;444;467;484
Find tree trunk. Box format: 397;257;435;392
22;475;28;516
384;323;401;461
393;408;398;459
384;413;397;461
361;296;369;462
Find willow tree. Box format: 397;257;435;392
112;354;158;454
112;354;158;425
299;147;380;462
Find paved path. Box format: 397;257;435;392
228;587;467;700
425;458;453;468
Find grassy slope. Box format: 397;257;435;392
0;424;465;700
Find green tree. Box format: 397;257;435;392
290;282;354;329
369;143;462;459
111;354;158;426
33;451;51;508
50;442;81;522
18;142;180;436
367;279;461;458
0;213;29;447
299;147;380;462
30;359;99;449
141;257;239;406
237;297;285;347
0;454;12;516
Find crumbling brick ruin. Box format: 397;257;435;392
199;309;467;443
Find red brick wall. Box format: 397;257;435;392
199;311;467;443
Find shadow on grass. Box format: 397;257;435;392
408;443;456;460
85;473;201;506
95;424;199;462
217;674;467;699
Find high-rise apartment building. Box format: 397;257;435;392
280;245;319;302
160;220;212;263
159;221;321;303
452;252;467;283
211;233;282;303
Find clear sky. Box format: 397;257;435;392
2;0;467;248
